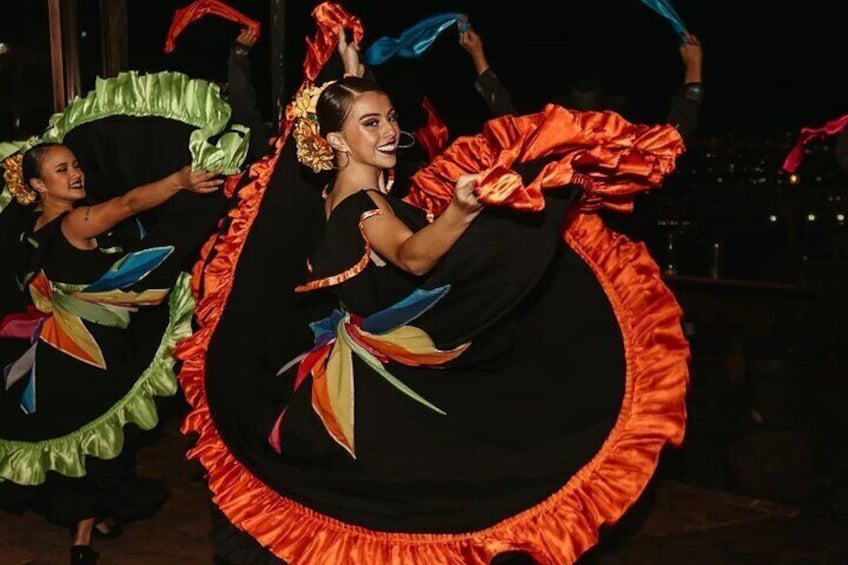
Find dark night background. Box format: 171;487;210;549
5;0;843;138
133;0;845;137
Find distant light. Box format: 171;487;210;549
789;173;800;185
768;215;777;222
80;30;88;39
807;213;816;222
838;213;845;223
0;42;8;55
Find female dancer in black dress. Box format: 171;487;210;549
179;4;690;564
1;65;245;563
0;142;221;564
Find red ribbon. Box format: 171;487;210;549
302;3;364;82
783;113;848;173
414;97;449;161
164;0;260;54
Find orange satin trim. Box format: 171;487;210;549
295;209;382;293
177;3;688;564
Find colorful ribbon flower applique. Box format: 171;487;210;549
270;285;469;458
1;246;174;414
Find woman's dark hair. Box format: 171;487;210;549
22;142;64;188
316;76;387;135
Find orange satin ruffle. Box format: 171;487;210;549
406;105;684;215
176;3;689;564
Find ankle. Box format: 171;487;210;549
72;517;96;546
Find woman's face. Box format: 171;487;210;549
30;145;86;204
338;91;400;170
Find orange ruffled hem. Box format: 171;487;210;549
176;3;690;564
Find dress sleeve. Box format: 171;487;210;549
295;191;381;293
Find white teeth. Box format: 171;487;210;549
377;144;397;152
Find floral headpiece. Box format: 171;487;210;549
292;80;337;173
2;153;36;206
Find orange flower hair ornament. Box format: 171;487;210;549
292;81;337;173
3;154;37;206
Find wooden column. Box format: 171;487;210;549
60;0;80;106
47;0;81;111
47;0;66;111
100;0;128;78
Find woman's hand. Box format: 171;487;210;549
337;25;364;78
235;27;259;52
172;166;223;194
451;174;483;215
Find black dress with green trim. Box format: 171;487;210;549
0;70;247;522
0;216;190;522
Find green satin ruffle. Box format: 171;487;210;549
0;272;194;485
1;71;249;212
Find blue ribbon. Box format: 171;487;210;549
360;285;450;335
640;0;687;40
365;13;466;66
85;246;174;292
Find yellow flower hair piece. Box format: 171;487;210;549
3;154;36;206
292;81;337;173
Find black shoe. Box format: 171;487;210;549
70;545;99;565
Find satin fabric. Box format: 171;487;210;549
164;0;260;54
407;106;683;215
2;71;249;176
783;113;848;173
414;98;450;161
640;0;688;39
364;13;465;66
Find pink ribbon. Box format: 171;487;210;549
0;306;47;340
783;114;848;173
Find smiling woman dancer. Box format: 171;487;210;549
1;68;246;565
179;4;690;564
